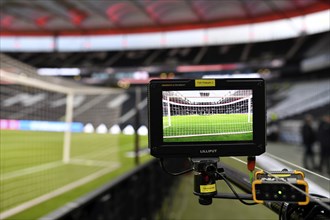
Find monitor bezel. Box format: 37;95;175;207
148;78;266;158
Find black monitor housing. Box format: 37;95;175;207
148;78;266;158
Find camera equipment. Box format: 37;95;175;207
148;78;330;219
192;158;219;205
252;170;309;205
191;157;258;206
148;78;266;158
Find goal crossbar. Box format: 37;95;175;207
163;95;252;107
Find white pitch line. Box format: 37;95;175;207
1;147;120;182
165;131;252;139
69;158;118;167
0;161;63;181
73;146;119;160
264;152;330;181
0;163;120;220
0;144;126;217
125;148;150;158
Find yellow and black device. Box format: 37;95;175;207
252;170;309;205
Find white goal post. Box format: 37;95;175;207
0;69;120;163
0;53;125;217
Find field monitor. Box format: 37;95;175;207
148;78;266;158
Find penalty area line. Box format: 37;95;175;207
164;131;252;139
0;163;120;220
0;161;63;181
1;147;120;181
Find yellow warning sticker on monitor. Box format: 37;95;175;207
200;184;216;193
195;79;215;87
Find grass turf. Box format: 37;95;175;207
1;130;277;220
0;130;149;219
163;113;252;142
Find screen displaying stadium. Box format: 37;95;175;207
162;89;253;142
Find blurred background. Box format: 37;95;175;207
0;0;329;219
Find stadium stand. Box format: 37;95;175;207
3;32;329;71
268;79;330;120
0;54;151;134
118;89;148;129
0;82;148;131
0;84;66;121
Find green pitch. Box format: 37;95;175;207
163;113;252;142
0;130;149;219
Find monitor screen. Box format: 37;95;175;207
162;89;253;143
148;78;265;158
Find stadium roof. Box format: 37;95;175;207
1;0;329;36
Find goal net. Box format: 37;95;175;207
162;90;253;142
0;59;122;217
